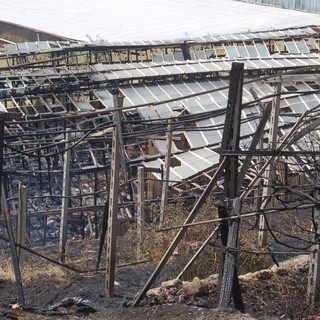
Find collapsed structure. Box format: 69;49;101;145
0;25;319;243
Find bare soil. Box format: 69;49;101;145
0;242;318;320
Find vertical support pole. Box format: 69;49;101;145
218;62;244;312
249;87;265;210
137;166;145;259
160;118;173;226
105;92;123;297
221;63;243;208
17;182;27;264
218;198;242;310
59;129;71;263
1;186;25;306
258;82;281;247
0;119;24;306
137;166;145;241
307;191;320;309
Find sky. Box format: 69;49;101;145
1;0;319;41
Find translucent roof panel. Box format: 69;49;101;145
170;82;194;96
153;139;181;154
73;102;95;111
154;104;176;118
151;66;172;76
145;85;171;101
295;41;310;54
286;41;300;54
157;83;183;99
189;63;211;73
246;45;258;58
37;41;51;52
255;43;270;57
197;119;222;145
138;68;158;77
182;99;207;114
173;52;185;61
194;50;207;60
126;69;144;78
25;42;39;52
184;130;208;148
176;149;218;172
240;119;255;137
237;46;249;58
169;158;198;177
4;44;18;55
138;107;160;120
16;43;29;55
225;46;240;59
93;90;114;108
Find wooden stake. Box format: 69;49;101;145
218;62;244;312
17;182;27;264
59;129;71;263
258;82;281;247
307;191;320;309
105;92;123;297
1;184;25;306
218;198;243;311
0;119;25;306
137;166;145;241
160;118;173;226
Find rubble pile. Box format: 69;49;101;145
146;275;218;307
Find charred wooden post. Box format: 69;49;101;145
258;82;281;247
59;129;71;263
218;62;244;312
105;91;123;297
1;185;25;306
137;166;145;242
307;191;320;309
160;118;173;226
181;41;192;61
0;113;25;306
137;166;145;259
249;87;265;210
17;182;27;263
218;198;243;311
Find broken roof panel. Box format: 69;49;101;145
0;101;7;113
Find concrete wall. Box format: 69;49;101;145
0;20;74;43
235;0;320;13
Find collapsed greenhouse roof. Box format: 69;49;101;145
1;25;320;225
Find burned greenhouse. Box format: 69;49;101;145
1;20;320;317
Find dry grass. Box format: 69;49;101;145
0;257;68;284
0;200;277;292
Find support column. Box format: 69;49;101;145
258;82;281;247
307;191;320;309
59;129;71;263
0;119;25;306
218;62;244;312
17;182;27;264
137;166;145;241
137;166;145;259
218;198;242;311
160;118;173;226
105;92;123;297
